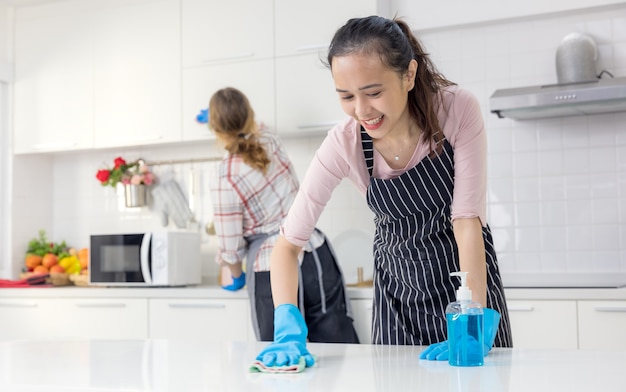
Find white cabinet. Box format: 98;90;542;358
93;0;181;149
182;59;275;141
506;300;578;349
0;298;148;340
274;0;378;57
13;3;95;154
273;0;378;136
13;0;181;153
181;0;273;68
350;299;373;344
577;301;626;350
275;54;345;135
148;298;253;342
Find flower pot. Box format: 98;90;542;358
124;184;147;207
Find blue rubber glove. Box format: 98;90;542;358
222;271;246;291
419;308;501;361
255;304;315;368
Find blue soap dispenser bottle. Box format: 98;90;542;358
446;271;484;367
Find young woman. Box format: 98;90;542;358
208;87;359;344
256;16;513;368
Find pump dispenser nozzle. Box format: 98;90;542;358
450;272;472;301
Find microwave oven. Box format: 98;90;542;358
89;231;202;287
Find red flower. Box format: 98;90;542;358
113;157;126;169
96;157;155;188
96;169;111;183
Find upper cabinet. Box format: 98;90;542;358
273;0;378;135
274;0;378;57
12;0;384;153
13;0;181;154
181;0;274;68
14;3;95;154
180;0;275;141
93;0;181;149
182;60;275;141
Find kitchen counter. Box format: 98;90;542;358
1;283;626;300
0;339;624;391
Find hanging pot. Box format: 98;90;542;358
124;184;147;207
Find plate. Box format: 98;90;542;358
331;229;374;285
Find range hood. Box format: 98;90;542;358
490;76;626;120
490;32;626;121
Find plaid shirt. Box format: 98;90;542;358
210;132;322;272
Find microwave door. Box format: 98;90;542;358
140;233;152;284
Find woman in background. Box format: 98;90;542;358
255;16;513;369
208;87;359;343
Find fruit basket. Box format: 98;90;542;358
21;230;90;286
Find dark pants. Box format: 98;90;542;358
254;240;360;343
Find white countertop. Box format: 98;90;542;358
1;283;626;300
0;339;624;392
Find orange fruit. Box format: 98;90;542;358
33;265;49;275
25;254;43;269
49;264;65;274
42;253;58;269
78;248;89;269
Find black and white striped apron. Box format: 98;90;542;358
361;127;513;347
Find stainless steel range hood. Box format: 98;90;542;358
490;76;626;120
490;32;626;121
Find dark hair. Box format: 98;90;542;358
326;15;455;150
209;87;270;173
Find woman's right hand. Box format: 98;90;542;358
220;263;246;291
255;304;315;367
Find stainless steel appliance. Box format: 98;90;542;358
89;231;201;287
490;33;626;120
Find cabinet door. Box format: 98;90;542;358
274;0;378;57
350;299;373;344
149;298;251;342
13;4;94;154
93;0;181;148
275;54;345;135
181;0;273;68
578;301;626;350
182;59;275;141
0;298;148;340
506;300;578;349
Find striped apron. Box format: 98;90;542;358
361;127;513;347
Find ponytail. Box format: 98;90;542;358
209;88;270;173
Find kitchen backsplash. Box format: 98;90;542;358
10;5;626;282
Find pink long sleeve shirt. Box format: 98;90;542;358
282;86;488;247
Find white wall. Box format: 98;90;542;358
7;4;626;284
0;5;11;279
416;6;626;277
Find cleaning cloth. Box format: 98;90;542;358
249;355;317;374
249;356;307;374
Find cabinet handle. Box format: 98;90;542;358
168;303;226;309
594;306;626;312
201;52;254;63
75;303;127;308
0;302;39;308
295;44;329;52
297;122;338;130
507;305;534;312
33;141;77;150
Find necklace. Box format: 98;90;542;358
382;136;406;161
